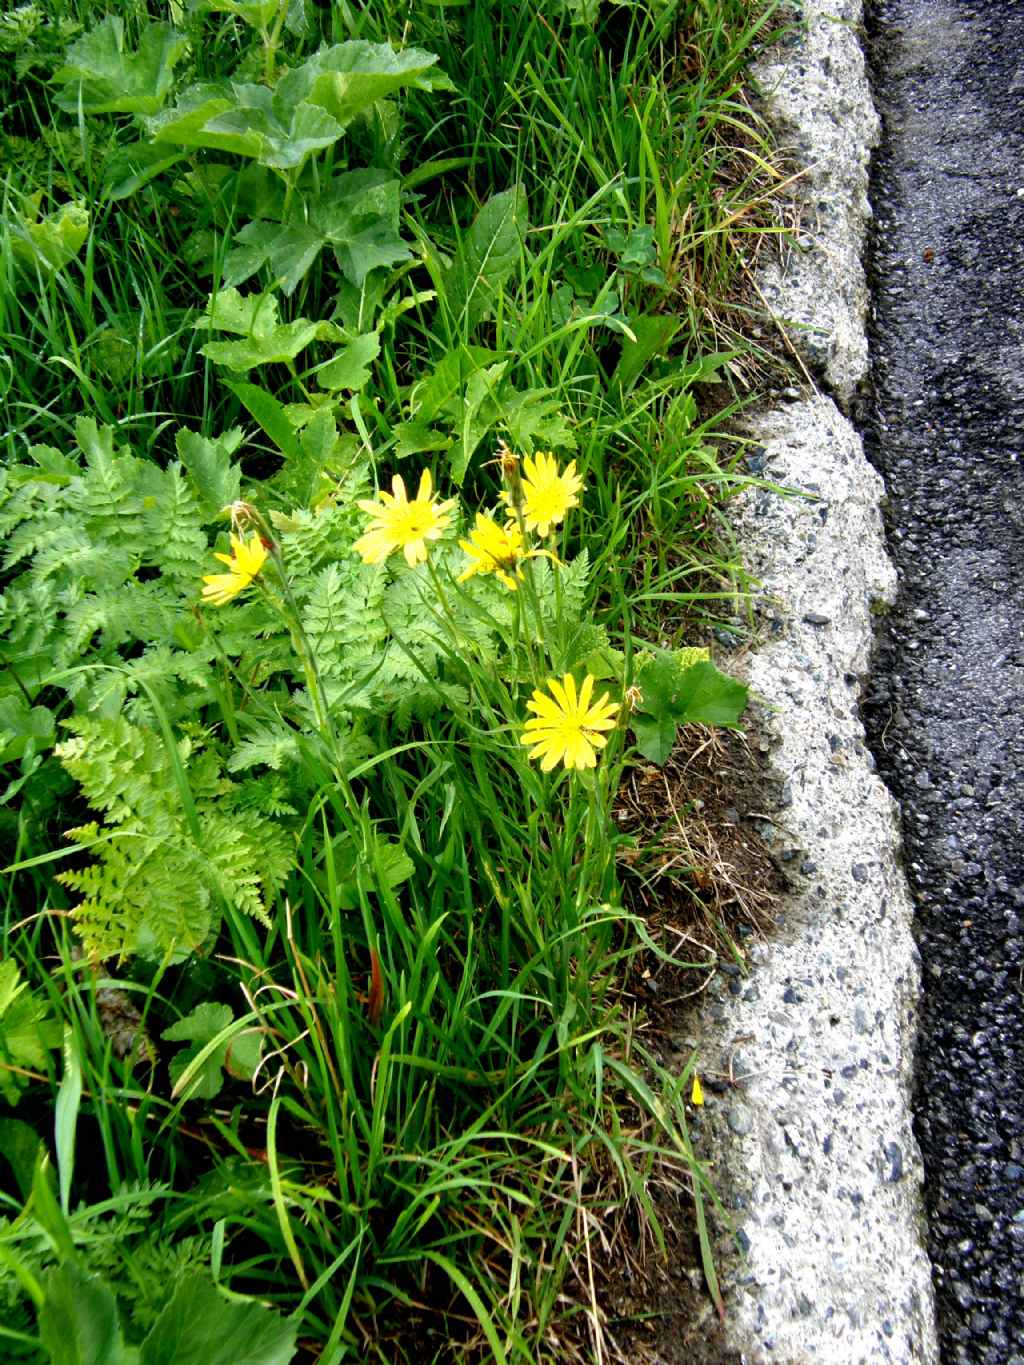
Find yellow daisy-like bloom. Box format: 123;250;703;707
354;469;456;568
521;673;620;772
504;451;583;537
458;513;526;591
201;532;268;606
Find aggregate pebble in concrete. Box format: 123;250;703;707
682;1;939;1358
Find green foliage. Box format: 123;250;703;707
54;17;188;116
0;0;779;1355
0;961;61;1105
631;650;749;764
56;716;293;959
162;1002;260;1100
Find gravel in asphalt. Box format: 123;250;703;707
860;2;1024;1360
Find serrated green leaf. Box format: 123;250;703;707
448;360;508;485
163;1003;233;1102
100;142;189;201
140;1273;297;1365
54;17;187;116
38;1264;138;1365
10;193;89;274
224;172;411;295
443;186;527;334
282;40;452;131
196;0;282;27
224;221;322;295
391;420;451;459
631;654;748;764
412;344;504;424
0;960;61;1106
201;86;343;169
317;331;379;391
176;428;243;518
331;834;415;910
145;82;237;151
0;1116;42;1199
0;694;55;762
500;387;577;452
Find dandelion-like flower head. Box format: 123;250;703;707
521;672;620;772
201;531;268;606
354;469;456;567
458;513;526;591
504;451;582;537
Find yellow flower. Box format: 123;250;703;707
504;451;582;537
521;673;620;772
354;469;456;567
691;1073;704;1107
458;513;526;591
201;531;268;606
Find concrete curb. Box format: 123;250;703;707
686;4;940;1359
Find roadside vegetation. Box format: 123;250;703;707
0;1;784;1360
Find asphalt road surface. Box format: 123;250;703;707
860;1;1024;1360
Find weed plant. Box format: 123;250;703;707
0;1;781;1359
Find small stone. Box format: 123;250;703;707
851;863;870;883
883;1142;904;1182
728;1103;754;1136
802;611;831;626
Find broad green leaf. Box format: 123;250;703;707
224;221;322;296
613;314;681;391
679;349;744;386
140;1273;297;1365
0;694;55;762
500;387;576;451
10;193;88;274
38;1264;138;1365
443;186;527;334
201;85;343;169
100;142;188;201
145;83;238;152
224;172;410;294
54;17;187;115
195;0;282;27
176;428;243;518
197;288;323;370
391;421;450;459
0;960;61;1106
658;658;747;728
331;835;415;910
227;382;302;460
0;1117;42;1198
314;171;410;285
412;344;504;423
631;653;748;765
163;1003;259;1102
197;287;281;336
317;332;380;391
282;41;452;131
448;360;508;485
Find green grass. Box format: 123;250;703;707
0;1;783;1359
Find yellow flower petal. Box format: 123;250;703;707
520;673;621;773
691;1073;704;1106
354;468;453;567
200;531;266;606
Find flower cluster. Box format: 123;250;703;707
200;448;620;772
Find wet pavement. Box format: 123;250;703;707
860;0;1024;1360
